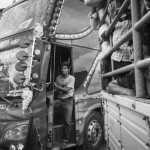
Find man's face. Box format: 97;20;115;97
61;66;69;75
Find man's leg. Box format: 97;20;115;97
61;98;73;142
106;80;135;96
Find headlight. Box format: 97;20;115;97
3;125;28;140
17;143;24;150
10;145;16;150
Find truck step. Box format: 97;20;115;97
51;143;76;150
53;124;63;145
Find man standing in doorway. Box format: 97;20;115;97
54;61;75;146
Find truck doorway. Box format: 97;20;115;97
47;44;76;148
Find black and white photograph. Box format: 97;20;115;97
0;0;150;150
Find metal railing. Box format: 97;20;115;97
100;0;150;98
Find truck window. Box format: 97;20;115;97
47;44;73;91
87;61;102;94
56;0;91;34
73;46;98;89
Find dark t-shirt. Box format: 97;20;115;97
117;71;135;91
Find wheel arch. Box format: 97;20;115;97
82;103;102;130
77;103;103;146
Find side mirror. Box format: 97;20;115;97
16;51;28;61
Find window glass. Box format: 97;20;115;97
56;0;91;34
87;61;102;94
73;46;98;89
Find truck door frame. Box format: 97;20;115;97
47;43;76;148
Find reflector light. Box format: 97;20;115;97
10;145;16;150
15;62;27;71
18;37;31;48
16;51;28;61
13;74;26;84
17;143;24;150
57;1;63;6
32;73;39;79
49;26;55;32
34;49;41;55
53;13;59;19
51;20;57;26
55;7;61;13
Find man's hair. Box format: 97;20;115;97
61;61;70;69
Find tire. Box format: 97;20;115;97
82;111;103;150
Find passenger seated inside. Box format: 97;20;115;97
54;61;75;146
106;0;133;93
106;71;135;96
110;0;133;71
106;46;150;97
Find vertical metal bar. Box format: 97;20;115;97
131;0;147;97
109;11;114;80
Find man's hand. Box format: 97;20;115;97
53;82;58;92
21;87;33;111
53;82;57;87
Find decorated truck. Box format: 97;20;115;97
0;0;104;150
2;0;150;150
